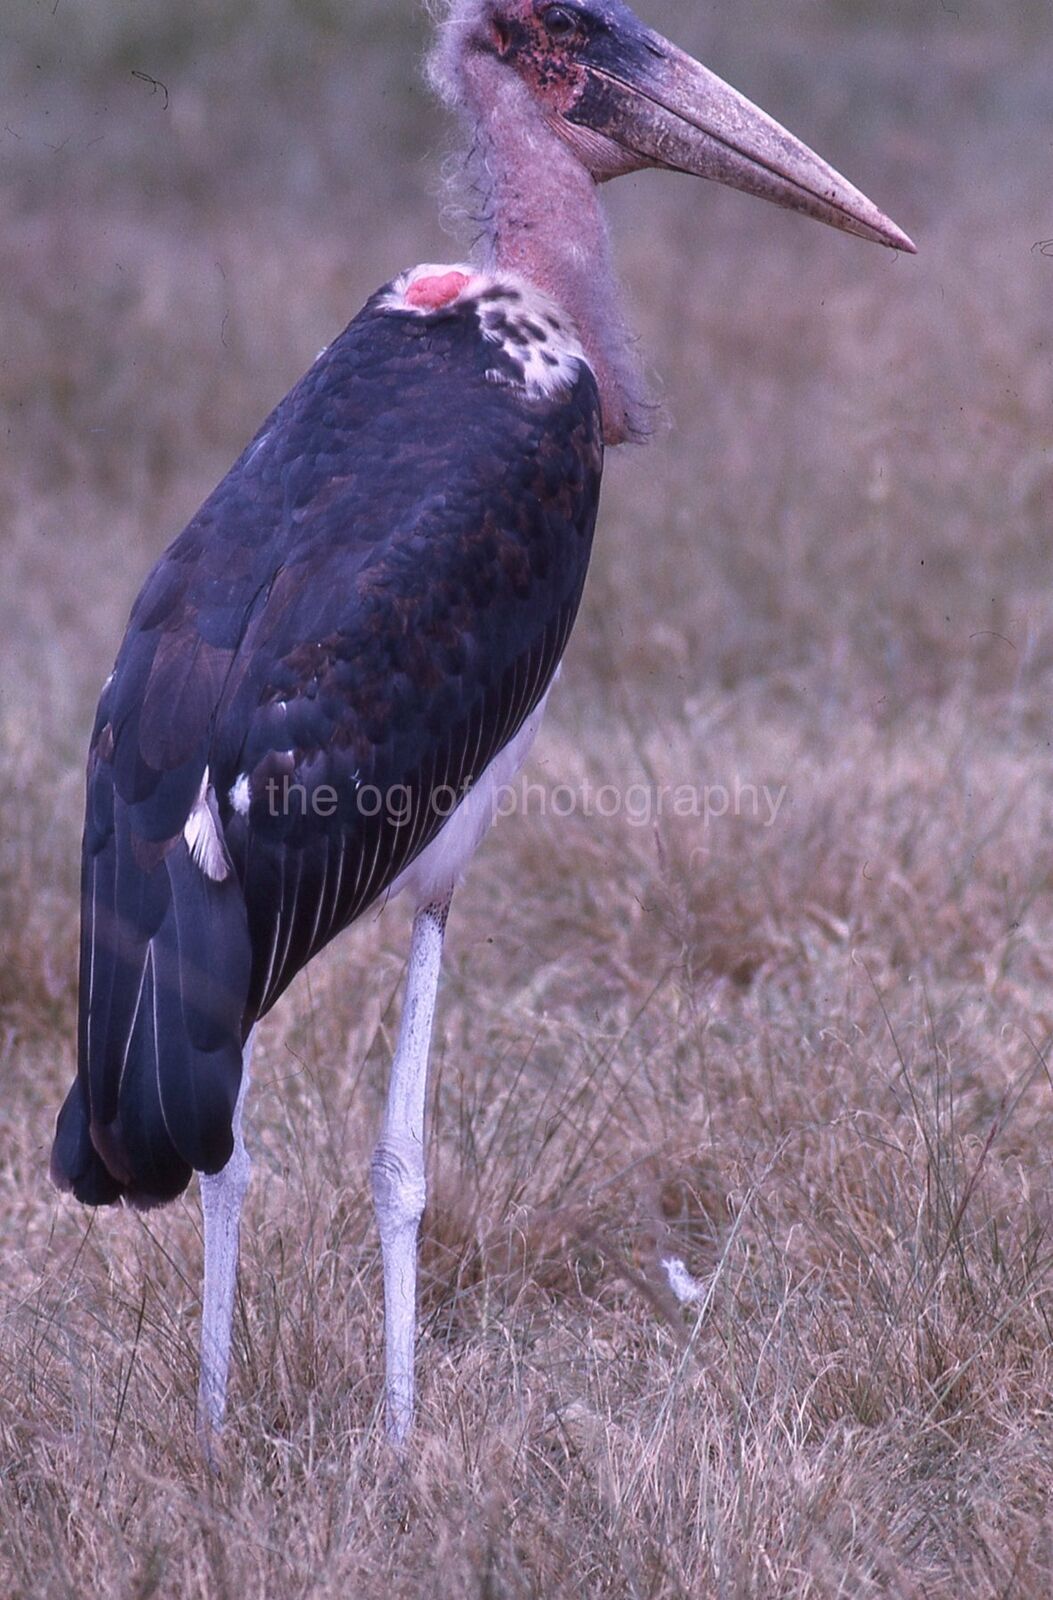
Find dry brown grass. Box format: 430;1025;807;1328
2;1;1052;1594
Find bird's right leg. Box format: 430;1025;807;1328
371;895;451;1445
197;1031;254;1456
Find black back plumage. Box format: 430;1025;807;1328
50;275;604;1210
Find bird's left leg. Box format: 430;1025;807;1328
197;1030;255;1456
371;895;451;1445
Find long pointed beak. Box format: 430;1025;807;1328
570;33;916;253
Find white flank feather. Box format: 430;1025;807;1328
184;766;230;882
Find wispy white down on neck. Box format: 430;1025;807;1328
424;2;656;445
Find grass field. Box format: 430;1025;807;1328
2;0;1052;1594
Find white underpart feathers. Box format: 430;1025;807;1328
382;264;589;403
184;766;230;882
391;689;551;906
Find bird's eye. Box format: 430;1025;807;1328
540;5;582;41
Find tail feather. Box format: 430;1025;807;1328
50;1078;123;1207
152;846;248;1173
51;782;251;1210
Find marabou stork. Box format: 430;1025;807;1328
50;0;914;1447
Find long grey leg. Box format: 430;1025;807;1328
197;1030;254;1451
371;896;451;1444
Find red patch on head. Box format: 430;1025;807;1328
404;271;472;311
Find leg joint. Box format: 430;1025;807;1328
371;1137;426;1235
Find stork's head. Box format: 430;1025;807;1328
431;0;915;253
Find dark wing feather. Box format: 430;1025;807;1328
51;280;603;1208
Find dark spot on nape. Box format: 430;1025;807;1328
504;289;522;303
479;286;512;301
484;311;509;333
506;325;530;345
545;315;561;331
490;358;525;386
522;321;547;342
541;351;559;367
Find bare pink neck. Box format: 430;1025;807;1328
458;58;650;445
